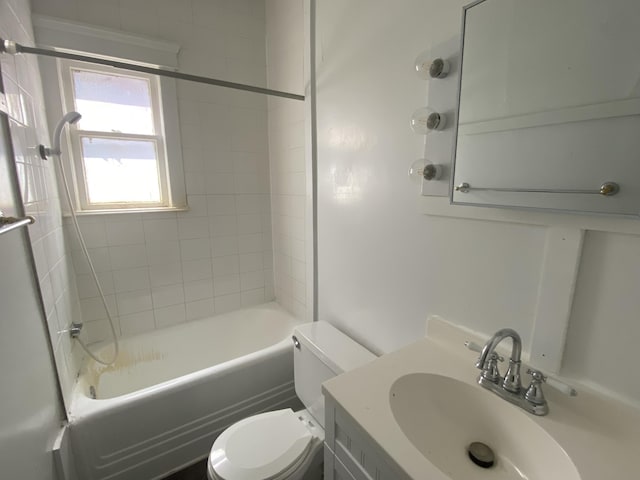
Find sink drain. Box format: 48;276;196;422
467;442;495;469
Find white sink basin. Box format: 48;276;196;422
389;373;581;480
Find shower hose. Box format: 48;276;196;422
56;154;119;366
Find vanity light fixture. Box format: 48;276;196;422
414;51;450;79
410;107;446;134
408;158;444;182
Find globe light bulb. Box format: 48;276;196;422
410;107;446;135
414;51;450;79
408;158;444;182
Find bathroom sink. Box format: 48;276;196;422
389;373;581;480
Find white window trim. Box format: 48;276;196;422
33;15;186;214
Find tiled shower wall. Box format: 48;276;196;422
1;0;83;403
266;0;309;320
31;0;277;343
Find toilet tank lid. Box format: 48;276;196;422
294;322;376;374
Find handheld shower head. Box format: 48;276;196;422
61;111;82;126
51;111;82;155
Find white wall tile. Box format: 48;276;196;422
28;0;287;344
178;217;210;239
241;288;265;307
181;260;212;282
212;255;240;276
154;303;186;328
185;298;214;320
180;238;211;261
237;214;263;234
207;195;236;216
157;0;192;24
206;173;236;194
238;233;262;253
240;270;265;291
265;0;307;320
105;220;146;246
184;279;214;303
214;274;241;296
84;317;121;344
120;310;155;336
80;295;118;322
71;247;111;274
149;262;183;287
235;194;263;214
212;235;239;257
76;272;115;298
116;289;153;316
209;215;238;237
151;284;185;308
185;172;206;194
76;220;108;247
146;241;181;265
183;194;208;217
214;293;242;314
143;218;179;242
109;245;148;269
112;267;150;293
239;252;263;273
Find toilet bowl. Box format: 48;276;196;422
207;322;375;480
207;409;323;480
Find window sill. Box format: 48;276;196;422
63;206;189;217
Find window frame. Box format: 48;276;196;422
34;15;186;215
59;60;171;211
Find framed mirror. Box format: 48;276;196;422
451;0;640;216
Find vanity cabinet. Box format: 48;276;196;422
323;396;410;480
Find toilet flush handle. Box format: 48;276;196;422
292;335;301;350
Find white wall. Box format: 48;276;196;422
0;2;64;478
2;0;84;406
265;0;309;320
316;0;640;404
31;0;276;343
563;231;640;401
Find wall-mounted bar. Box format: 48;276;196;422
0;39;305;102
0;214;36;236
455;182;620;197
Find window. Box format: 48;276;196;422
60;61;175;211
34;16;185;214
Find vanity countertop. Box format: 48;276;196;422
322;320;640;480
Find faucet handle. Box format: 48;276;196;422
466;341;503;383
526;368;546;381
526;369;578;397
524;369;547;405
464;341;504;362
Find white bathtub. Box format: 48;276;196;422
68;302;305;480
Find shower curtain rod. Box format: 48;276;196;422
0;39;305;101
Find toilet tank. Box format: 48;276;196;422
293;322;376;428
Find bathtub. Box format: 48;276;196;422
68;302;305;480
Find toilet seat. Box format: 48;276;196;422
208;409;319;480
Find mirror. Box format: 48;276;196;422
451;0;640;216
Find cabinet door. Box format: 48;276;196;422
324;397;410;480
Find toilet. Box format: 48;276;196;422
207;321;376;480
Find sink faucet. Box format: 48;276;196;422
476;328;522;394
471;328;548;416
467;329;578;416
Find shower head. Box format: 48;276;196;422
60;111;82;126
51;111;82;156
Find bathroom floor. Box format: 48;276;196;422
163;460;208;480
